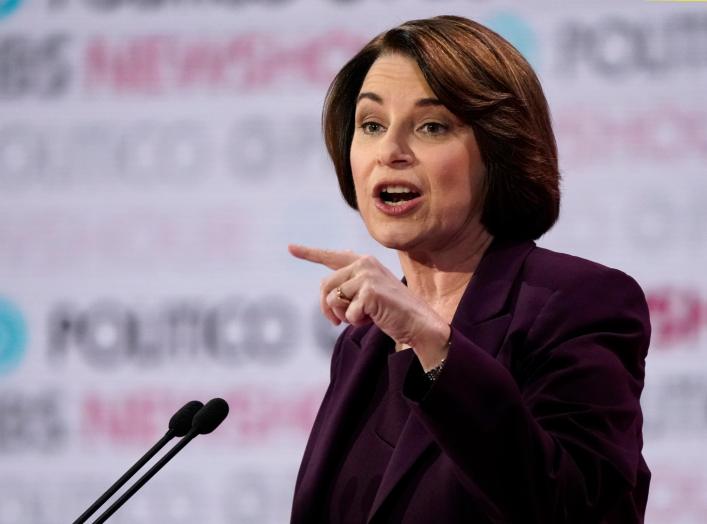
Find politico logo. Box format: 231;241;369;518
556;12;707;78
0;298;27;376
48;297;301;368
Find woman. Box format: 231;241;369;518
289;16;650;524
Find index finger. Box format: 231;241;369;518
288;244;360;270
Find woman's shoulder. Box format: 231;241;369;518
515;244;651;369
522;243;645;298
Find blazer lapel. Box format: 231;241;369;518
452;238;535;336
365;238;536;522
367;413;434;522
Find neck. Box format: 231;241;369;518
398;228;493;322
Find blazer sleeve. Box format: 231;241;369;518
402;266;650;523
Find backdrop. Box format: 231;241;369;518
1;1;706;522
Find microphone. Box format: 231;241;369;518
72;400;203;524
92;398;230;524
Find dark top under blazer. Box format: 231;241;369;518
291;239;651;524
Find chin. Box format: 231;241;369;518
367;226;421;252
360;209;429;252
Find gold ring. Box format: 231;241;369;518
336;287;352;303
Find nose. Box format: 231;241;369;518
377;128;414;168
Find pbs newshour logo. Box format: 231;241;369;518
0;297;27;375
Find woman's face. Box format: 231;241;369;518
350;53;487;256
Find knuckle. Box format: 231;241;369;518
345;309;357;324
360;283;373;297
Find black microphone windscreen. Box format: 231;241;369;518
169;401;204;437
192;398;229;434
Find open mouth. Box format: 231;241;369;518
378;185;421;206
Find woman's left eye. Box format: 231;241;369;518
419;122;448;135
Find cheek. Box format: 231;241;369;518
434;157;474;194
351;167;365;203
429;154;484;213
350;143;371;199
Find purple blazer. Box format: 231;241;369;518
291;239;651;523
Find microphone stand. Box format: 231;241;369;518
91;430;199;523
72;430;175;524
72;400;203;524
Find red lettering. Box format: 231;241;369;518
82;32;366;95
556;105;707;168
80;391;174;446
77;386;325;447
646;288;706;347
85;37;173;94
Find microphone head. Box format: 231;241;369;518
169;400;204;437
192;398;229;435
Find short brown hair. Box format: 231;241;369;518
322;15;560;240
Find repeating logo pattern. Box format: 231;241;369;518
0;298;27;375
0;0;22;20
2;3;706;524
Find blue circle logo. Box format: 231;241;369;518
0;298;27;375
485;12;539;69
0;0;23;20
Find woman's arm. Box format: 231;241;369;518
403;267;650;523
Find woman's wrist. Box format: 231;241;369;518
424;357;446;382
412;319;452;372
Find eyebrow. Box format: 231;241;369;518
356;92;444;108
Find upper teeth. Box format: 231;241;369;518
383;186;413;193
